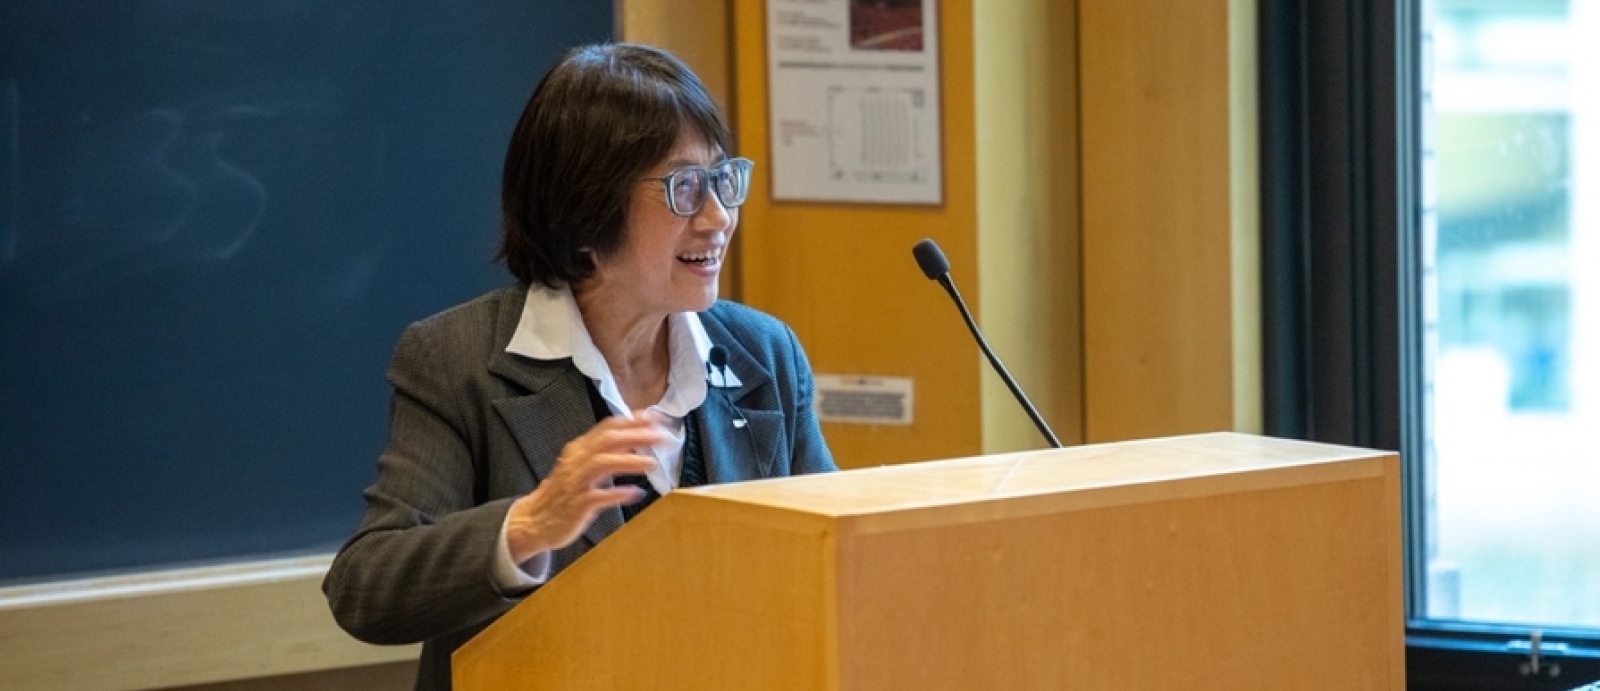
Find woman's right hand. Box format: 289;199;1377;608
502;413;667;563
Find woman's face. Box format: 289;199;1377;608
586;129;738;318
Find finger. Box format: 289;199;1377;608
580;414;668;443
587;485;648;510
548;452;653;490
566;416;659;454
573;453;659;484
633;410;680;441
579;426;671;455
556;426;665;469
593;413;662;431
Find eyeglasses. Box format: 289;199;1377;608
644;157;755;217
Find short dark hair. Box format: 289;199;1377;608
498;43;733;287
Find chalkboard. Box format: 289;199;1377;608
0;1;611;584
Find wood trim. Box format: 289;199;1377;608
1229;0;1263;434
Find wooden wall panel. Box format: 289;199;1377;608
616;0;732;111
1079;0;1259;442
732;1;985;468
631;0;1260;454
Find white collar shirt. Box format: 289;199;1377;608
505;283;714;494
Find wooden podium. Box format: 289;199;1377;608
453;432;1403;690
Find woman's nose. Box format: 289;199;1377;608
696;188;734;228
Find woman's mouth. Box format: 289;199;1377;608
677;248;723;266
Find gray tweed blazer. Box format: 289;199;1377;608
322;286;836;691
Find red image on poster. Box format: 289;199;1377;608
850;0;924;51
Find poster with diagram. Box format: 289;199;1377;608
766;0;943;204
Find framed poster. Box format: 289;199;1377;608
766;0;943;204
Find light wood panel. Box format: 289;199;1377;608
0;556;418;691
835;469;1396;689
453;498;837;690
1078;0;1260;442
616;0;733;112
454;433;1404;690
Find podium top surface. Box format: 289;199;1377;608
682;432;1394;523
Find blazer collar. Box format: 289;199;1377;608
486;286;554;393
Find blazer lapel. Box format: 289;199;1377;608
488;351;625;548
698;339;785;484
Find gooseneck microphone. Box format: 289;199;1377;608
912;238;1063;448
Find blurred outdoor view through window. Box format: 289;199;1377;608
1423;0;1599;629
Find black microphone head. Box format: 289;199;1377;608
708;344;729;370
911;238;950;280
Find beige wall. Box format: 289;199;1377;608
974;0;1084;452
173;662;417;691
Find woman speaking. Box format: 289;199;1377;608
323;43;837;691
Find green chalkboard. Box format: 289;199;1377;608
0;0;610;584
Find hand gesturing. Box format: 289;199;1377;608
503;413;668;562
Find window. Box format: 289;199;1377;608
1422;0;1600;633
1261;0;1600;687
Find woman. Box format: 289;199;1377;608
323;43;836;690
